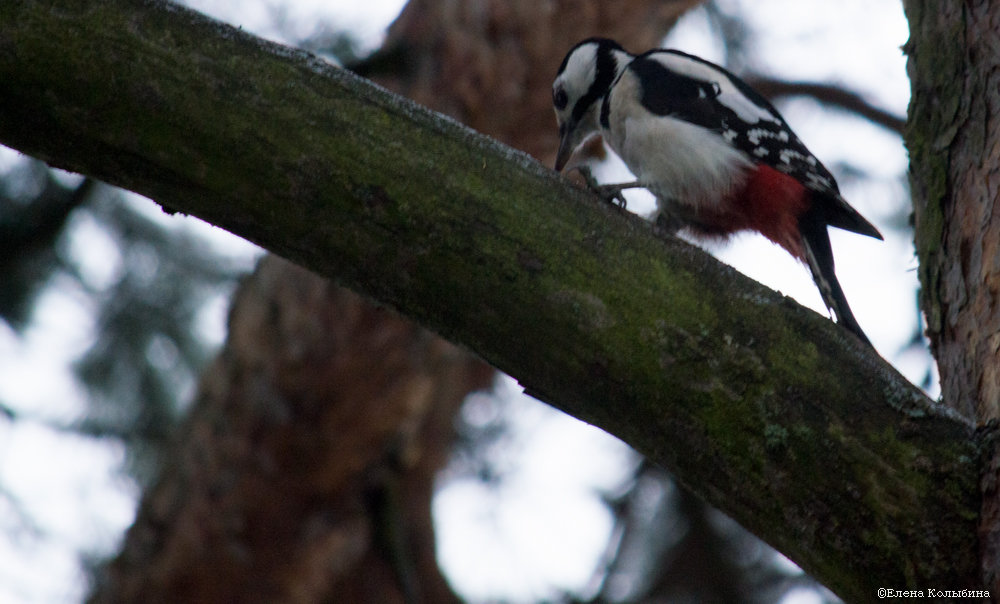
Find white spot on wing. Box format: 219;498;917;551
652;53;781;125
748;127;790;145
778;148;817;166
806;172;832;188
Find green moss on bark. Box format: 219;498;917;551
902;1;967;336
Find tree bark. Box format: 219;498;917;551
0;1;988;601
903;0;1000;592
905;0;1000;425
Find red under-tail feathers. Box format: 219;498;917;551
681;164;874;345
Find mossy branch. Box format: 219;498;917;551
0;0;985;599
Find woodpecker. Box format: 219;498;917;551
552;38;882;346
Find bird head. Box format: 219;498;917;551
552;38;632;171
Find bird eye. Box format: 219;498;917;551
553;87;568;110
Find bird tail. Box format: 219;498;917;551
800;216;872;347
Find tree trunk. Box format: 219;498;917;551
90;256;493;603
904;0;1000;592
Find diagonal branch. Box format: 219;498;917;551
0;1;983;600
747;75;907;134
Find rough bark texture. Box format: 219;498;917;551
0;1;989;601
74;1;696;601
904;0;1000;592
905;0;1000;424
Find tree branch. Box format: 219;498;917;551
748;76;907;134
0;0;984;600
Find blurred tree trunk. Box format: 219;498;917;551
903;0;1000;593
91;256;494;604
88;1;698;602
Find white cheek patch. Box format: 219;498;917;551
561;44;599;103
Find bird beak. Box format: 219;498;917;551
554;122;576;172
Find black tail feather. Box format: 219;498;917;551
819;192;883;241
799;213;872;347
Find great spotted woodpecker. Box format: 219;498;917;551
552;38;882;345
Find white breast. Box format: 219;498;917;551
603;71;753;212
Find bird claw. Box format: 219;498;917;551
569;166;629;209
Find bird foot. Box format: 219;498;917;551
569;166;634;209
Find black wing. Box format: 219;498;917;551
628;50;839;198
628;50;881;239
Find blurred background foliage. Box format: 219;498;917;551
0;165;252;486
